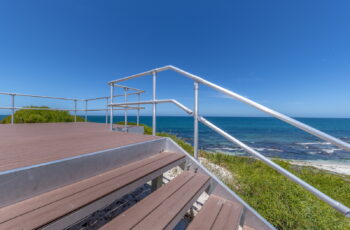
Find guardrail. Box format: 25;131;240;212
108;65;350;218
0;89;145;124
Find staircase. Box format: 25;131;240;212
0;139;265;230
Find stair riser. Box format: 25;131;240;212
0;138;168;208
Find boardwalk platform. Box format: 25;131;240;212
0;122;158;172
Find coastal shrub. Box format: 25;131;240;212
0;106;84;124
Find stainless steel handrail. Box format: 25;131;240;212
0;91;145;124
109;65;350;153
110;99;350;217
108;66;350;217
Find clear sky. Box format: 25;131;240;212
0;0;349;117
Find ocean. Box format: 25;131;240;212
2;115;350;161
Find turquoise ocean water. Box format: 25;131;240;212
2;115;350;161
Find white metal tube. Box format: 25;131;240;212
110;99;192;115
168;66;350;153
152;72;157;136
85;100;88;122
110;85;114;131
74;100;77;122
194;82;199;159
11;94;15;124
109;65;350;152
198;116;350;217
110;97;350;216
0;107;143;111
0;92;81;101
137;93;140;126
124;88;128;132
106;98;108;124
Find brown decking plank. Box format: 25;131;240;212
100;171;196;230
187;195;224;230
0;152;174;223
0;123;159;171
188;195;243;230
0;152;184;230
132;173;210;230
211;199;243;230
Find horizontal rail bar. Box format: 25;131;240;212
111;98;350;216
109;66;170;84
0;92;82;101
111;84;144;93
109;66;350;153
109;99;193;115
86;92;144;101
0;107;145;111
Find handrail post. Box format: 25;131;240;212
137;93;140;126
85;100;88;122
11;94;15;124
152;72;157;136
105;97;108;124
124;88;128;132
74;99;77;122
110;84;114;131
194;82;199;159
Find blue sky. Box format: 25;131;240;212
0;0;349;117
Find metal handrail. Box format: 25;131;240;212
110;99;350;217
109;65;350;153
0;91;145;124
108;66;350;217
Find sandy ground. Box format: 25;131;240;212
289;160;350;175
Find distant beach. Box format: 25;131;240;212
289;160;350;175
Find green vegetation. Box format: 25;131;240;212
120;122;350;230
204;153;350;230
1;106;84;124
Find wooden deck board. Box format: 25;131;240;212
0;123;159;172
0;152;184;230
101;171;210;230
188;195;243;230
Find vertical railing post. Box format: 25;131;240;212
194;82;199;159
124;88;128;132
152;71;157;136
11;94;15;125
106;97;108;124
85;100;88;122
137;93;140;126
110;84;114;131
74;99;77;122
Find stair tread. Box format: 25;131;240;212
188;195;243;230
101;171;210;230
0;152;184;230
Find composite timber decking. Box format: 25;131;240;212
0;122;159;172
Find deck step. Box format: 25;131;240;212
188;195;243;230
101;171;210;230
0;152;185;230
